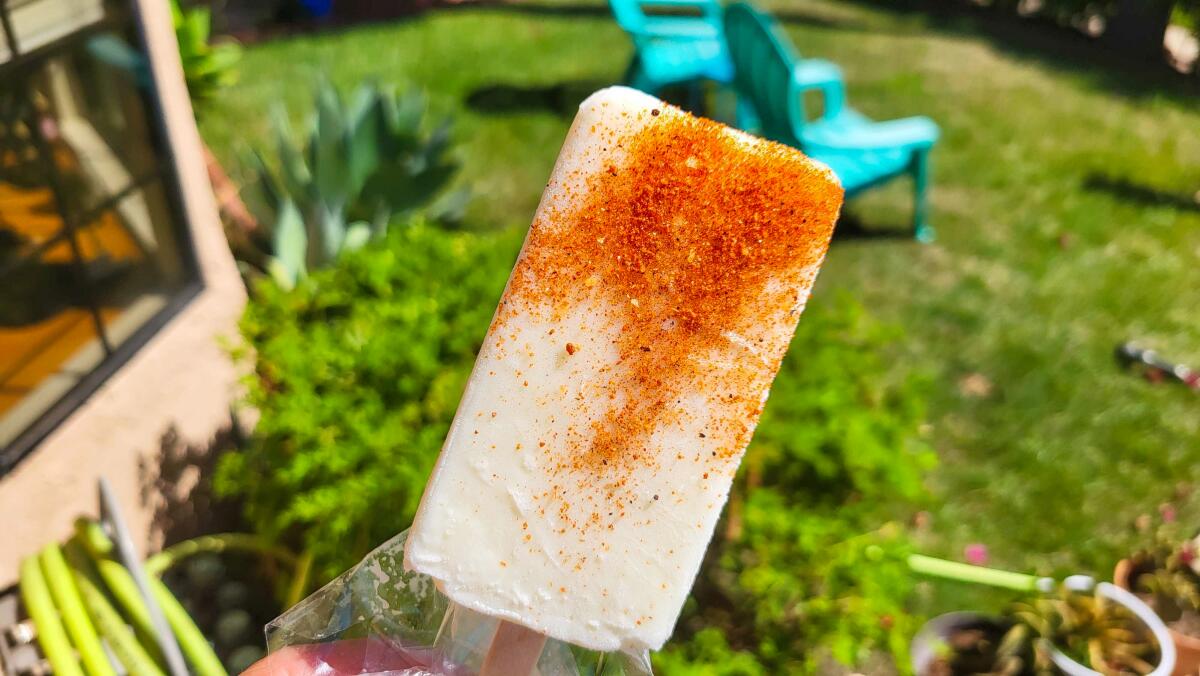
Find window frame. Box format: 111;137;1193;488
0;0;206;473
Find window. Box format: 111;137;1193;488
0;0;201;469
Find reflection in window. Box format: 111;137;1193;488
0;0;198;458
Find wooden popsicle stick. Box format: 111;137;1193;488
480;620;548;676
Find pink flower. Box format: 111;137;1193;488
1180;545;1196;566
964;543;989;566
1160;503;1178;523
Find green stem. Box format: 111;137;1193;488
285;550;314;609
39;545;116;676
143;532;297;577
908;554;1042;592
62;541;165;676
148;577;228;676
19;555;85;676
95;557;169;666
75;519;227;676
72;520;165;663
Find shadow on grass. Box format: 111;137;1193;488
833;211;915;242
1083;174;1200;212
465;78;705;116
461;0;1198;104
789;0;1199;104
466;80;612;116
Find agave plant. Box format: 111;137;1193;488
246;80;466;289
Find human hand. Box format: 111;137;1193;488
241;638;440;675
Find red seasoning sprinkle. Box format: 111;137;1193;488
494;104;841;531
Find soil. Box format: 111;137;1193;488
923;621;1012;676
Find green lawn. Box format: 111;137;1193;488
202;0;1200;612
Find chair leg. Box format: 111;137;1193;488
912;149;935;243
686;80;704;115
624;56;658;96
734;94;760;134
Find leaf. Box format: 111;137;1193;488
273;109;311;202
247;148;282;215
361;162;456;217
186;6;212;45
426;186;471;225
316;203;347;265
265;257;295;291
370;202;391;238
345;93;382;198
342;221;372;252
346;84;377;128
311;81;350;203
271;199;307;287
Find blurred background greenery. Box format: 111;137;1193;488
190;0;1200;672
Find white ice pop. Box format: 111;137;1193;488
405;87;843;653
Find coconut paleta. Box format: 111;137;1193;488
405;87;843;654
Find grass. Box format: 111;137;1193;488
202;0;1200;617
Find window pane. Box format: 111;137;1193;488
2;0;108;62
0;10;197;453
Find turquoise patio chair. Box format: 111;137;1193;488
608;0;733;96
723;3;939;241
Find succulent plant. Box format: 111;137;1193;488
1013;586;1157;675
246;80;467;289
1130;530;1200;624
937;587;1158;675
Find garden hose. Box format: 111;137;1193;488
39;544;117;676
73;520;167;663
19;556;85;676
147;577;228;676
62;540;167;676
143;532;297;578
77;519;227;676
89;555;169;666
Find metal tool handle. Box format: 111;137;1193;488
99;478;190;676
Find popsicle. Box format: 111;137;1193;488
405;86;843;654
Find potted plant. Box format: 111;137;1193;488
1115;530;1200;676
911;611;1025;675
914;586;1163;675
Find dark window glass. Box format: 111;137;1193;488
0;0;200;463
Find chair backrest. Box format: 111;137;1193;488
723;3;802;144
608;0;649;35
608;0;719;39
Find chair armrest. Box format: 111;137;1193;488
787;59;846;141
632;22;720;41
803;115;939;152
792;59;843;89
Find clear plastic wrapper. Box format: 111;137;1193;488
265;530;653;675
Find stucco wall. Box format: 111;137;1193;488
0;0;246;586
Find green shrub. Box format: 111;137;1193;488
658;296;935;675
172;0;240;113
215;222;519;580
221;224;934;669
